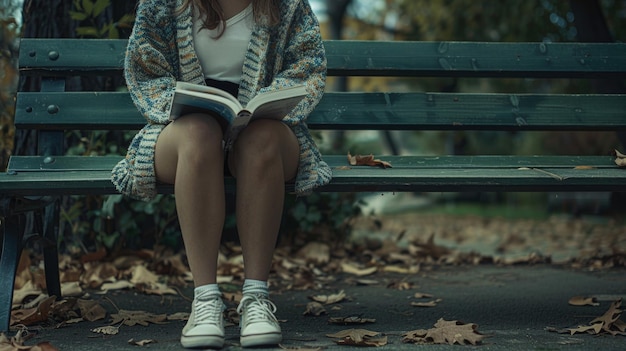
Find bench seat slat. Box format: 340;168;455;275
4;155;623;196
7;155;620;172
15;92;626;131
19;39;626;78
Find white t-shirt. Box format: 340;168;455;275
192;4;253;85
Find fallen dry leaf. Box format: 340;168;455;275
100;280;135;292
387;281;414;290
167;312;189;321
128;339;157;346
347;152;392;169
0;330;59;351
411;299;442;307
279;345;322;351
77;299;107;322
403;318;486;345
110;310;168;327
11;281;44;307
328;316;376;325
327;328;388;346
568;296;600;307
615;150;626;167
303;302;327;316
548;299;626;336
10;296;56;327
414;293;434;299
310;290;347;305
297;242;331;264
341;262;377;276
91;325;120;335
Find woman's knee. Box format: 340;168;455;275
234;120;283;161
175;114;224;148
229;119;299;177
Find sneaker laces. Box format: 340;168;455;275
194;294;224;326
237;294;278;324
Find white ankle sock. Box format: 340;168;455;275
242;279;269;296
195;283;220;298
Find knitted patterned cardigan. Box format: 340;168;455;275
111;0;332;201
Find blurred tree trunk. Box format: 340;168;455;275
16;0;138;156
325;0;352;151
570;0;625;211
569;0;626;149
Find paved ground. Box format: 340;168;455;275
18;265;626;350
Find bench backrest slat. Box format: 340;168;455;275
15;91;626;131
19;39;626;78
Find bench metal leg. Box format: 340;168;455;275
0;215;23;332
42;202;61;299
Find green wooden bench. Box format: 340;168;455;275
1;38;625;331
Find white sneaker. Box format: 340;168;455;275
181;294;225;349
237;294;282;347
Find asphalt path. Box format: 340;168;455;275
16;265;626;350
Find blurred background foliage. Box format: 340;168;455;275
0;0;625;254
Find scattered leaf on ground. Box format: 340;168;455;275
110;310;168;326
11;281;43;307
10;296;56;327
0;330;59;351
347;152;392;169
328;316;376;325
297;242;330;264
77;299;107;322
411;299;442;307
354;279;379;286
387;281;414;290
303;302;327;316
403;318;486;345
128;338;157;346
279;344;322;351
327;328;388;346
167;312;189;321
100;280;135;292
568;296;600;306
554;299;626;336
414;293;434;299
310;290;347;305
91;326;120;335
341;262;377;276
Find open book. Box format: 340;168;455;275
169;81;307;149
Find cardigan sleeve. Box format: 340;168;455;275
258;0;327;127
124;0;179;125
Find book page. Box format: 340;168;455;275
175;81;242;109
169;89;239;124
246;85;308;116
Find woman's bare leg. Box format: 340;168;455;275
228;119;300;281
155;114;226;287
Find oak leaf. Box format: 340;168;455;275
110;310;168;326
347;152;392;168
549;299;626;336
327;329;388;346
402;318;486;345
